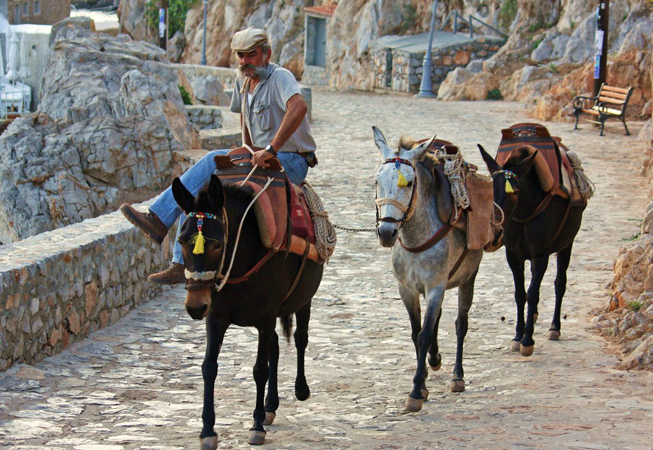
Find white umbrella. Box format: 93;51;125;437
5;32;20;83
18;33;30;80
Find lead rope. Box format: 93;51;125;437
216;165;274;292
566;151;595;200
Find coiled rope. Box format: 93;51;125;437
301;181;337;263
566;151;595;200
434;148;470;221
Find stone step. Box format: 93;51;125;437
199;128;241;150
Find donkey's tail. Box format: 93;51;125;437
280;315;293;343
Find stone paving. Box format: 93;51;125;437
2;91;653;449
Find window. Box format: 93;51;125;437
14;4;21;23
33;0;40;14
22;2;29;16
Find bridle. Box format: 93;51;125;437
375;157;418;231
183;210;228;292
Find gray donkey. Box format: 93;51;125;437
373;126;484;412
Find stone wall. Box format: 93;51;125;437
372;38;503;93
303;65;330;87
185;105;223;131
0;201;176;372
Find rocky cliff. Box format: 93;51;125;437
0;18;198;244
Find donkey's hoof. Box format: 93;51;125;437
200;435;218;450
450;379;465;393
248;430;266;445
520;344;534;357
533;313;538;324
404;396;424;412
295;386;310;401
263;411;276;426
421;388;429;401
510;340;521;352
548;330;561;341
429;354;442;371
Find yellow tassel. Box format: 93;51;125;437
397;170;408;188
192;231;206;255
505;179;514;194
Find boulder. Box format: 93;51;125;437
0;18;199;244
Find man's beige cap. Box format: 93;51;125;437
231;27;269;53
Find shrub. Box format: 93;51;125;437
487;89;503;100
179;85;193;105
499;0;518;30
145;0;200;38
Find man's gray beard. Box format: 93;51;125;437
237;64;269;80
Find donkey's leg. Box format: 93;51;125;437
249;321;276;445
263;331;279;426
549;243;573;340
521;254;550;356
506;249;526;352
405;284;445;413
451;270;478;392
399;285;428;407
293;301;311;401
200;314;229;450
428;308;443;371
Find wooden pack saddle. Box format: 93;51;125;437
497;123;585;206
426;139;497;251
214;147;321;263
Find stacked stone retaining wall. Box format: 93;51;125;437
0;201;176;372
372;37;503;93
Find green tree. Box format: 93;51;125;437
145;0;200;38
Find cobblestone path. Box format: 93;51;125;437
2;91;653;450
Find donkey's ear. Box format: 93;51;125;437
372;126;387;149
207;175;225;211
172;178;195;213
478;144;499;174
404;140;430;160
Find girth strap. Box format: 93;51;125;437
398;208;461;253
284;240;310;300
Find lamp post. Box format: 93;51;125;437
415;0;438;98
201;0;208;65
593;0;609;96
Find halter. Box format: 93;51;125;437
375;157;418;230
184;210;228;290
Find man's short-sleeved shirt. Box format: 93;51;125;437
230;63;316;154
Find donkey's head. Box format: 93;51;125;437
478;144;538;222
172;175;227;320
373;126;431;247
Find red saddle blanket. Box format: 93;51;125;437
214;147;320;262
497;123;583;204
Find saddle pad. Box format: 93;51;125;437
497;123;560;194
214;148;321;261
465;172;494;250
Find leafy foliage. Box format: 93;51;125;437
487;88;503;100
145;0;200;38
499;0;518;30
179;85;193;105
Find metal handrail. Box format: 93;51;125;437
440;10;507;39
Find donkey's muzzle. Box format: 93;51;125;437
377;221;399;247
185;289;211;320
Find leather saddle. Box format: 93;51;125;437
214;147;321;262
425;139;497;251
497;123;585;205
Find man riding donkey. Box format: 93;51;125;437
120;27;319;283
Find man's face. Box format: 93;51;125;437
237;46;270;78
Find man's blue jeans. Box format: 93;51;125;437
150;149;309;264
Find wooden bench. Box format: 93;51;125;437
572;83;634;136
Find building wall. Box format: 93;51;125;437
7;0;70;25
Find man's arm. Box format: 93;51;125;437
252;93;308;167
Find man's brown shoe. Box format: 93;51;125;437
120;204;168;244
148;263;185;285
